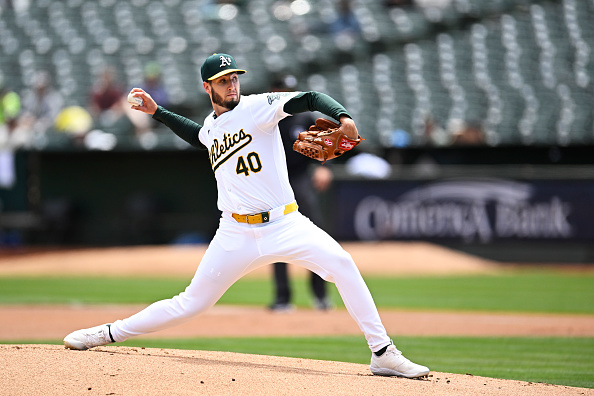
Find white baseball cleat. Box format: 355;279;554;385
64;324;115;350
370;344;430;378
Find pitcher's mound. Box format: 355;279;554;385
1;345;590;396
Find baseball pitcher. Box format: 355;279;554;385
63;53;429;379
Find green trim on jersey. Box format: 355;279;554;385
152;106;205;149
283;91;351;121
153;90;350;149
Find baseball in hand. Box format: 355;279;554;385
127;92;143;106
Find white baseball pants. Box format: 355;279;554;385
110;211;391;352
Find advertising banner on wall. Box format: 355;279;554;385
333;178;594;243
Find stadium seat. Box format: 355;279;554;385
0;0;592;149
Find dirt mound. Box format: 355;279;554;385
2;305;593;341
0;242;498;277
1;345;590;396
1;244;592;394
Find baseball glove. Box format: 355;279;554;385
292;118;363;164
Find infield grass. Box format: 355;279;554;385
1;270;593;314
2;269;593;389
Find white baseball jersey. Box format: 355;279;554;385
107;89;395;357
199;92;300;215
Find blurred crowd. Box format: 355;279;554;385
1;66;485;156
0;61;170;152
0;0;493;156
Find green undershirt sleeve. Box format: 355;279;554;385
283;91;352;121
152;106;205;149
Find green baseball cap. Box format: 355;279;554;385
201;53;246;81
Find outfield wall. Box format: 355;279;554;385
327;165;594;263
1;148;593;262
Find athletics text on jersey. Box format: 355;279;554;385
199;92;300;214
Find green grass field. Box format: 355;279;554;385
1;270;593;314
1;270;593;388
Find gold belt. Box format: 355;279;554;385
232;201;298;224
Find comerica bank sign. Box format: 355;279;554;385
353;181;572;242
333;178;594;244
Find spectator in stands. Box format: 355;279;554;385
330;0;362;48
0;82;21;139
424;116;486;147
18;71;63;139
124;62;170;139
89;65;125;122
0;81;22;188
89;65;135;139
140;62;169;108
53;105;94;147
423;112;450;146
450;119;486;146
268;75;333;312
89;65;124;114
331;0;361;35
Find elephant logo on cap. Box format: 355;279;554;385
220;55;232;67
